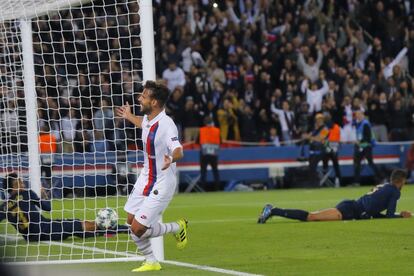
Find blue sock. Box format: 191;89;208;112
271;208;309;221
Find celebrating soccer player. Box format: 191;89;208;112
258;169;412;223
0;173;128;241
116;81;187;272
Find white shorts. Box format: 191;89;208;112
124;174;176;227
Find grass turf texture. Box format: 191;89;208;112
1;186;414;275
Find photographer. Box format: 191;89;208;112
303;113;329;180
353;110;382;185
323;114;341;187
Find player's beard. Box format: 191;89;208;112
140;104;152;115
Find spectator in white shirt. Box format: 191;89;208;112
186;4;205;35
58;77;77;107
297;46;324;82
1;99;19;154
182;40;206;73
301;76;329;114
340;95;360;143
94;99;113;129
270;100;295;145
1;99;18;134
383;47;408;79
93;98;114;142
162;60;186;92
61;109;79;153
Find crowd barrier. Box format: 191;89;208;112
1;143;410;191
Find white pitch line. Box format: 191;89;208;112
1;235;262;276
162;259;263;276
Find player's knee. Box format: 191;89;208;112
131;222;147;238
134;228;147;238
307;213;315;221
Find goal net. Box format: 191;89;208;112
0;0;158;263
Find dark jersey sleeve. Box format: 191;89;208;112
385;192;401;218
371;213;387;218
357;184;402;218
29;190;51;211
0;202;6;222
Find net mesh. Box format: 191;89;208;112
0;0;145;262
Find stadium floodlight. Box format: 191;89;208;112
0;0;163;264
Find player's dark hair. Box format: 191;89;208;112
4;173;18;194
144;80;170;107
390;169;407;183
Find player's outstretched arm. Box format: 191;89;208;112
0;202;6;222
30;190;51;211
116;102;143;128
374;211;413;219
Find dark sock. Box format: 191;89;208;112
271;207;309;221
114;224;129;233
75;231;95;238
102;224;130;235
83;224;129;237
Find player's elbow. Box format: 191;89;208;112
177;149;184;160
175;147;184;161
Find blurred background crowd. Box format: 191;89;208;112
1;0;414;154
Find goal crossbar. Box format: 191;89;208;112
0;0;91;21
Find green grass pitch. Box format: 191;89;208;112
2;185;414;275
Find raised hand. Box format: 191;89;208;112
116;102;132;120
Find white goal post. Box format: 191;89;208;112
0;0;163;263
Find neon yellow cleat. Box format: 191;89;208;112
131;261;162;272
174;219;188;250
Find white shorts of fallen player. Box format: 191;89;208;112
124;172;177;227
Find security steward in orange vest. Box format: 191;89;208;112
196;116;221;191
323;114;341;187
38;125;57;186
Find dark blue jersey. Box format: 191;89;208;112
0;190;51;238
0;189;110;241
356;183;401;218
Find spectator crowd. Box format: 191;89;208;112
1;0;414;154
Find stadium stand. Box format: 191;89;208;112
1;0;414;191
1;1;414;149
